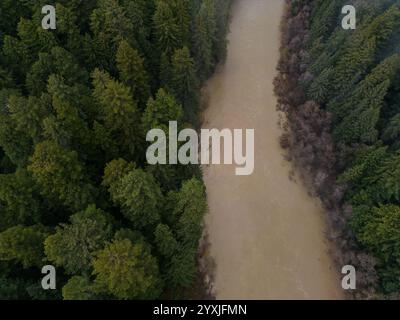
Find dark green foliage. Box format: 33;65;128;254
193;0;217;81
0;170;42;231
161;178;207;288
44;205;113;274
303;1;400;295
91;69;141;160
351;205;400;293
28;141;96;211
142;88;183;132
168;47;200;122
62;276;97;300
0;275;26;299
92;239;162;299
0;0;232;300
104;164;162;229
116;39;150;108
0;225;49;268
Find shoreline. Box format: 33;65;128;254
199;0;343;300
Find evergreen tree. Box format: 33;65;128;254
382;114;400;150
45;205;113;274
351;205;400;292
89;0;135;73
116;40;150;108
28;141;96;211
193;0;217;81
154;224;178;258
92;239;162;299
103;165;162;229
0;225;49;268
62;276;97;300
142;88;183;133
92;69;141;160
0;0;232;300
0;170;42;231
153;1;181;56
168;47;200;122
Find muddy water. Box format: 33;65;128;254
202;0;344;300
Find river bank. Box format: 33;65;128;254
200;0;344;300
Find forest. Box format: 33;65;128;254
275;0;400;298
0;0;232;299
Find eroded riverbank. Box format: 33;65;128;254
201;0;344;300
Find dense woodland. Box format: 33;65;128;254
276;0;400;298
0;0;232;299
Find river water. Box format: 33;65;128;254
201;0;344;299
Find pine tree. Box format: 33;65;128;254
154;224;178;258
193;0;217;81
171;0;191;48
382;114;400;150
0;225;49;268
168;47;200;122
168;178;206;248
45;205;113;274
116;40;150;108
0;170;42;231
28;141;96;211
92;239;162;299
332;54;400;144
90;0;135;73
371;152;400;203
62;276;97;300
153;1;181;56
142;88;183;133
103;166;162;229
91;69;140;160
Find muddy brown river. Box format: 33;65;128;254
202;0;344;299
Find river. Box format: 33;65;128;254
201;0;344;299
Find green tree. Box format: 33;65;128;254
333;5;400;93
154;224;178;258
45;205;113;274
89;0;135;72
93;239;162;299
0;170;42;231
103;166;162;229
2;18;57;83
121;0;154;58
383;114;400;150
142;88;183;132
307;67;333;104
370;152;400;203
153;1;181;56
0;112;32;167
116;40;150;108
193;0;217;81
0;225;49;268
62;276;97;300
332;54;400;143
168;47;200;121
102;158;136;188
92;69;140;160
351;204;400;292
43;75;93;155
171;0;191;48
166;244;197;288
8;92;51;144
28;141;96;211
174;178;207;247
26;46;88;96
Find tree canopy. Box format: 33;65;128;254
0;0;232;299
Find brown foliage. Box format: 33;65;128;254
274;0;379;299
